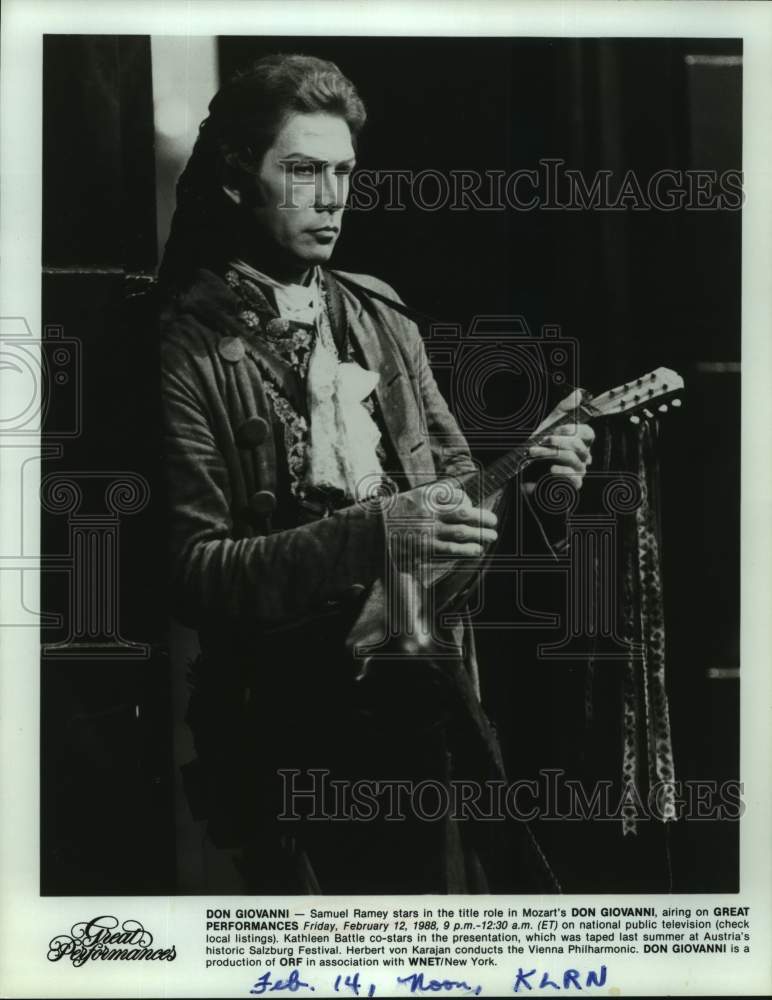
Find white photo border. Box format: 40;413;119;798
1;1;770;997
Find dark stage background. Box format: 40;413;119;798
41;35;740;893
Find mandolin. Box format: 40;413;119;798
346;366;685;664
339;367;683;894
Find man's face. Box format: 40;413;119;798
239;111;356;269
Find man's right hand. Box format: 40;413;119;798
385;481;498;568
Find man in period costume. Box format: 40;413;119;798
159;53;594;893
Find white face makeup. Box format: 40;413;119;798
228;111;356;273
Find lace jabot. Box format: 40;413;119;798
227;260;386;504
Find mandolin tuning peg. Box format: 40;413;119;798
658;404;668;413
671;398;682;408
643;408;654;418
629;414;641;425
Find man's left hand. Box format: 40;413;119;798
527;390;595;489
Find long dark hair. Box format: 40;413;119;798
158;53;367;291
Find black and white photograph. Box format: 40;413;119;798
1;1;771;997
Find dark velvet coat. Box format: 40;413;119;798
160;266;557;893
160;266;475;628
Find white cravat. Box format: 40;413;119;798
230;260;384;501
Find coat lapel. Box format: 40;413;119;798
181;267;309;418
331;275;435;488
182;266;436;487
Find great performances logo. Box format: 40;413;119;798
47;915;177;967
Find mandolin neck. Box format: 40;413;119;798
460;402;595;508
456;365;685;507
